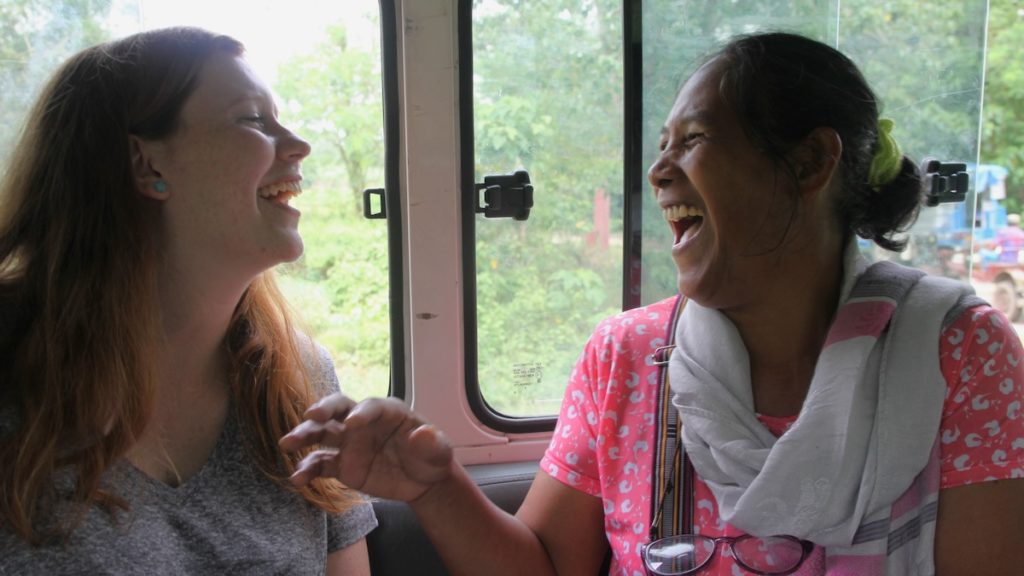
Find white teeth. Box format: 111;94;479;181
258;180;302;198
662;204;704;222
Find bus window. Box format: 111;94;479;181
467;0;624;421
465;0;998;427
253;3;395;402
640;0;990;307
0;1;394;401
0;5;107;167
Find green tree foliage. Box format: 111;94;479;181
4;0;1015;407
272;13;390;400
0;0;112;171
273;2;628;411
982;0;1024;214
640;0;991;301
470;0;625;414
276;20;385;217
838;0;988;165
271;0;1006;411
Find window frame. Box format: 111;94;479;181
459;0;642;433
380;0;406;398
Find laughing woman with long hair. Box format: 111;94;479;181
0;27;374;574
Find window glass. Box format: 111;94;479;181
472;0;624;417
0;2;115;169
640;0;839;303
0;0;391;400
640;1;1001;331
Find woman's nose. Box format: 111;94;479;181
647;156;673;191
279;129;312;162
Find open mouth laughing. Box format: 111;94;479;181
258;180;302;206
663;203;704;245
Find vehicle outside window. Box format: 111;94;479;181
640;0;997;314
468;0;1020;424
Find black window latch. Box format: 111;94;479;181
921;159;969;206
474;170;533;221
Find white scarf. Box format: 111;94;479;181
668;246;972;547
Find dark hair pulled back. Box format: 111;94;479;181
713;32;922;251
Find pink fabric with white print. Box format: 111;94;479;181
540;298;1024;576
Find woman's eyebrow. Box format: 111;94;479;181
661;110;714;137
225;89;270;109
677;109;714;127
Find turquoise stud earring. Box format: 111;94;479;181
153;180;167;194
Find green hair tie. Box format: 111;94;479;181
867;117;902;188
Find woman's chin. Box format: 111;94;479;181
282;240;304;263
266;235;305;267
674;264;720;306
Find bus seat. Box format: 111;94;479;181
366;461;538;576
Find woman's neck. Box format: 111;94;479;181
155;262;246;395
727;239;847;416
131;274;237;486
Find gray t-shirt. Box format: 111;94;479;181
0;347;377;575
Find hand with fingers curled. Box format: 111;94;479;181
280;393;455;503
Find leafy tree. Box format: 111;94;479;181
839;0;988;166
470;0;625;414
273;0;1005;412
275;19;384;217
272;11;390;401
0;0;112;172
981;0;1024;214
3;0;1020;408
639;0;992;301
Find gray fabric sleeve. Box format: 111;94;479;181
315;342;342;397
297;334;342;398
327;500;377;553
306;338;380;551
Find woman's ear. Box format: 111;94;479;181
130;135;169;200
791;127;842;198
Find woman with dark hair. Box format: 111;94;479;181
282;32;1023;575
0;27;374;574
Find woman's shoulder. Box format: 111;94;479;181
939;303;1022;399
293;332;341;397
327;498;377;552
938;303;1024;487
938;302;1022;424
590;296;679;342
574;296;680;381
940;304;1020;364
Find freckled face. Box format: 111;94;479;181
150;52;312;281
647;58;798;309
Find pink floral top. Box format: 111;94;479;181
540;298;1024;576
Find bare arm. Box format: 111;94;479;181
281;394;607;576
325;538;371;576
407;464;605;576
515;471;609;576
934;478;1024;575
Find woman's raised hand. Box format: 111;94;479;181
279;394;454;502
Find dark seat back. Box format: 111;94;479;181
366;461;538;576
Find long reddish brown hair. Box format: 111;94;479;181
0;27;358;545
